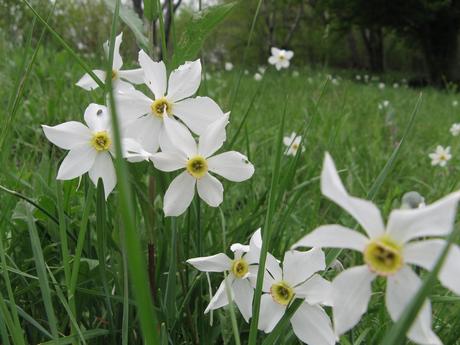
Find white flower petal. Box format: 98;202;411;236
295;274;332;306
386;191;460;243
113;79;135;92
186;252;232;272
163;171;196;216
121;138;152;163
115;89;153;124
405;239;460;295
42;122;91;150
332;265;375;336
167;59;202;102
138;50;167;99
197;173;223;207
291;303;335;345
57;144;96;180
123;116;162;154
118;68;145;84
386;266;442;345
88;152;116;199
321;153;385;238
291;224;369;252
163;116;197;158
84;104;111;132
285;50;294;59
173;96;224;135
265;253;282;282
258;294;286;333
150;152;186;172
268;56;277;65
76;70;106;91
244;228;262;265
207;151;254;182
198;115;229;158
103;32;123;70
283;248;325;286
232;278;254;322
204;276;233;313
271;47;280;56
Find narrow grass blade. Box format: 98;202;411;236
40;329;110;345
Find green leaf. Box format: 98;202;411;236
172;2;237;68
103;0;150;51
144;0;159;21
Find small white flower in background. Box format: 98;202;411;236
292;153;460;345
42;104;117;199
393;82;399;88
76;33;144;92
355;75;361;81
187;229;265;322
224;62;233;71
331;78;339;86
151;116;255;216
364;74;369;83
378;82;385;90
450;123;460;136
283;132;304;156
268;47;294;70
378;100;390;110
258;66;266;74
258;248;335;345
429;145;451;167
244;69;249;75
116;51;224;153
254;73;263;81
307;77;313;84
292;70;299;78
453;100;458;107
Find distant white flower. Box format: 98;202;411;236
258;66;266;74
378;100;390;110
355;75;361;81
283;132;304;156
292;70;299;78
187;229;263;321
254;73;263;81
225;62;234;71
453;100;458;107
378;82;385;90
244;70;249;75
151;116;254;216
331;78;339;86
293;153;460;344
258;248;335;345
429;146;451;167
76;33;144;92
268;47;293;70
364;74;369;83
393;82;399;88
116;51;223;153
450;123;460;136
42;104;117;199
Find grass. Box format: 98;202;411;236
1;17;460;344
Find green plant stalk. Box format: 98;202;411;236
165;218;177;325
247;105;286;345
105;0;160;343
157;0;168;65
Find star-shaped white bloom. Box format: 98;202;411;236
115;51;224;153
225;62;234;71
150;115;254;216
292;153;460;345
42;104;118;199
283;132;304;156
187;229;264;321
258;248;335;345
268;47;293;70
450;123;460;136
76;33;144;92
429;145;451;167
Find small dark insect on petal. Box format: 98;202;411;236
97;109;103;116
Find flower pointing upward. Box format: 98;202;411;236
150;116;254;216
76;33;144;92
268;47;293;70
292;153;460;345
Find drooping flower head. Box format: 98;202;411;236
268;47;293;70
42;104;117;199
292;153;460;344
76;33;144;92
429;145;451;167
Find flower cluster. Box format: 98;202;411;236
42;33;254;214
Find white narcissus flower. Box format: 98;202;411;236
42;104;117;199
76;33;144;92
283;132;304;156
151;116;254;216
187;229;264;321
225;62;234;71
116;51;224;153
254;73;263;81
292;153;460;345
268;47;293;70
258;248;335;345
450;123;460;136
429;145;451;167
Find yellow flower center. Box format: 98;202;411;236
292;143;299;150
186;156;208;179
150;97;172;118
231;259;249;279
111;70;118;80
270;281;294;305
363;236;403;276
90;131;111;151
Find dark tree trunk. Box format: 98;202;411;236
361;27;384;72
